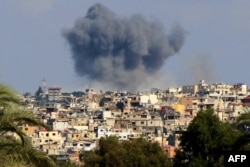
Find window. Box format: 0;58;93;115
46;133;49;137
24;128;28;131
141;121;144;124
52;133;56;136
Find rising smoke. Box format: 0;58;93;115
186;54;218;84
63;3;185;91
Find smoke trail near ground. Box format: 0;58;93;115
63;3;185;91
186;54;218;84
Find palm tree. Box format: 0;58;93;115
0;141;56;167
0;104;52;145
0;84;20;106
0;84;56;167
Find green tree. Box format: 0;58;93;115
232;112;250;150
23;92;32;98
0;84;56;167
35;86;43;97
0;84;20;106
49;155;79;167
173;108;240;167
84;136;171;167
72;91;85;97
0;104;50;145
235;112;250;132
0;142;56;167
99;97;111;107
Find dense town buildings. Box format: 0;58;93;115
20;80;250;163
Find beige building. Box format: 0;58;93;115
179;96;199;110
39;130;64;141
22;124;39;136
48;87;62;101
140;94;158;104
182;85;199;94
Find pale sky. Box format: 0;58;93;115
1;0;250;94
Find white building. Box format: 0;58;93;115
53;120;69;131
140;94;158;105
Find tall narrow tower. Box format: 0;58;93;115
42;78;47;93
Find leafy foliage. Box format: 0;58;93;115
173;108;240;167
72;91;85;97
232;112;250;150
0;83;56;167
49;155;79;167
234;112;250;132
0;141;56;167
0;104;50;145
84;136;171;167
99;97;111;107
35;86;43;97
0;84;20;107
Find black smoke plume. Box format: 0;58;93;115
63;3;185;90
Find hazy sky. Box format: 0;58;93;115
1;0;250;94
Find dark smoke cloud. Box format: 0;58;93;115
63;3;185;90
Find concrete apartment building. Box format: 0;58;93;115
18;80;250;164
48;87;62;102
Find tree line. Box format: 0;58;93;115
1;83;250;166
83;108;250;167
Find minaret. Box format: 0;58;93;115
42;78;47;93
